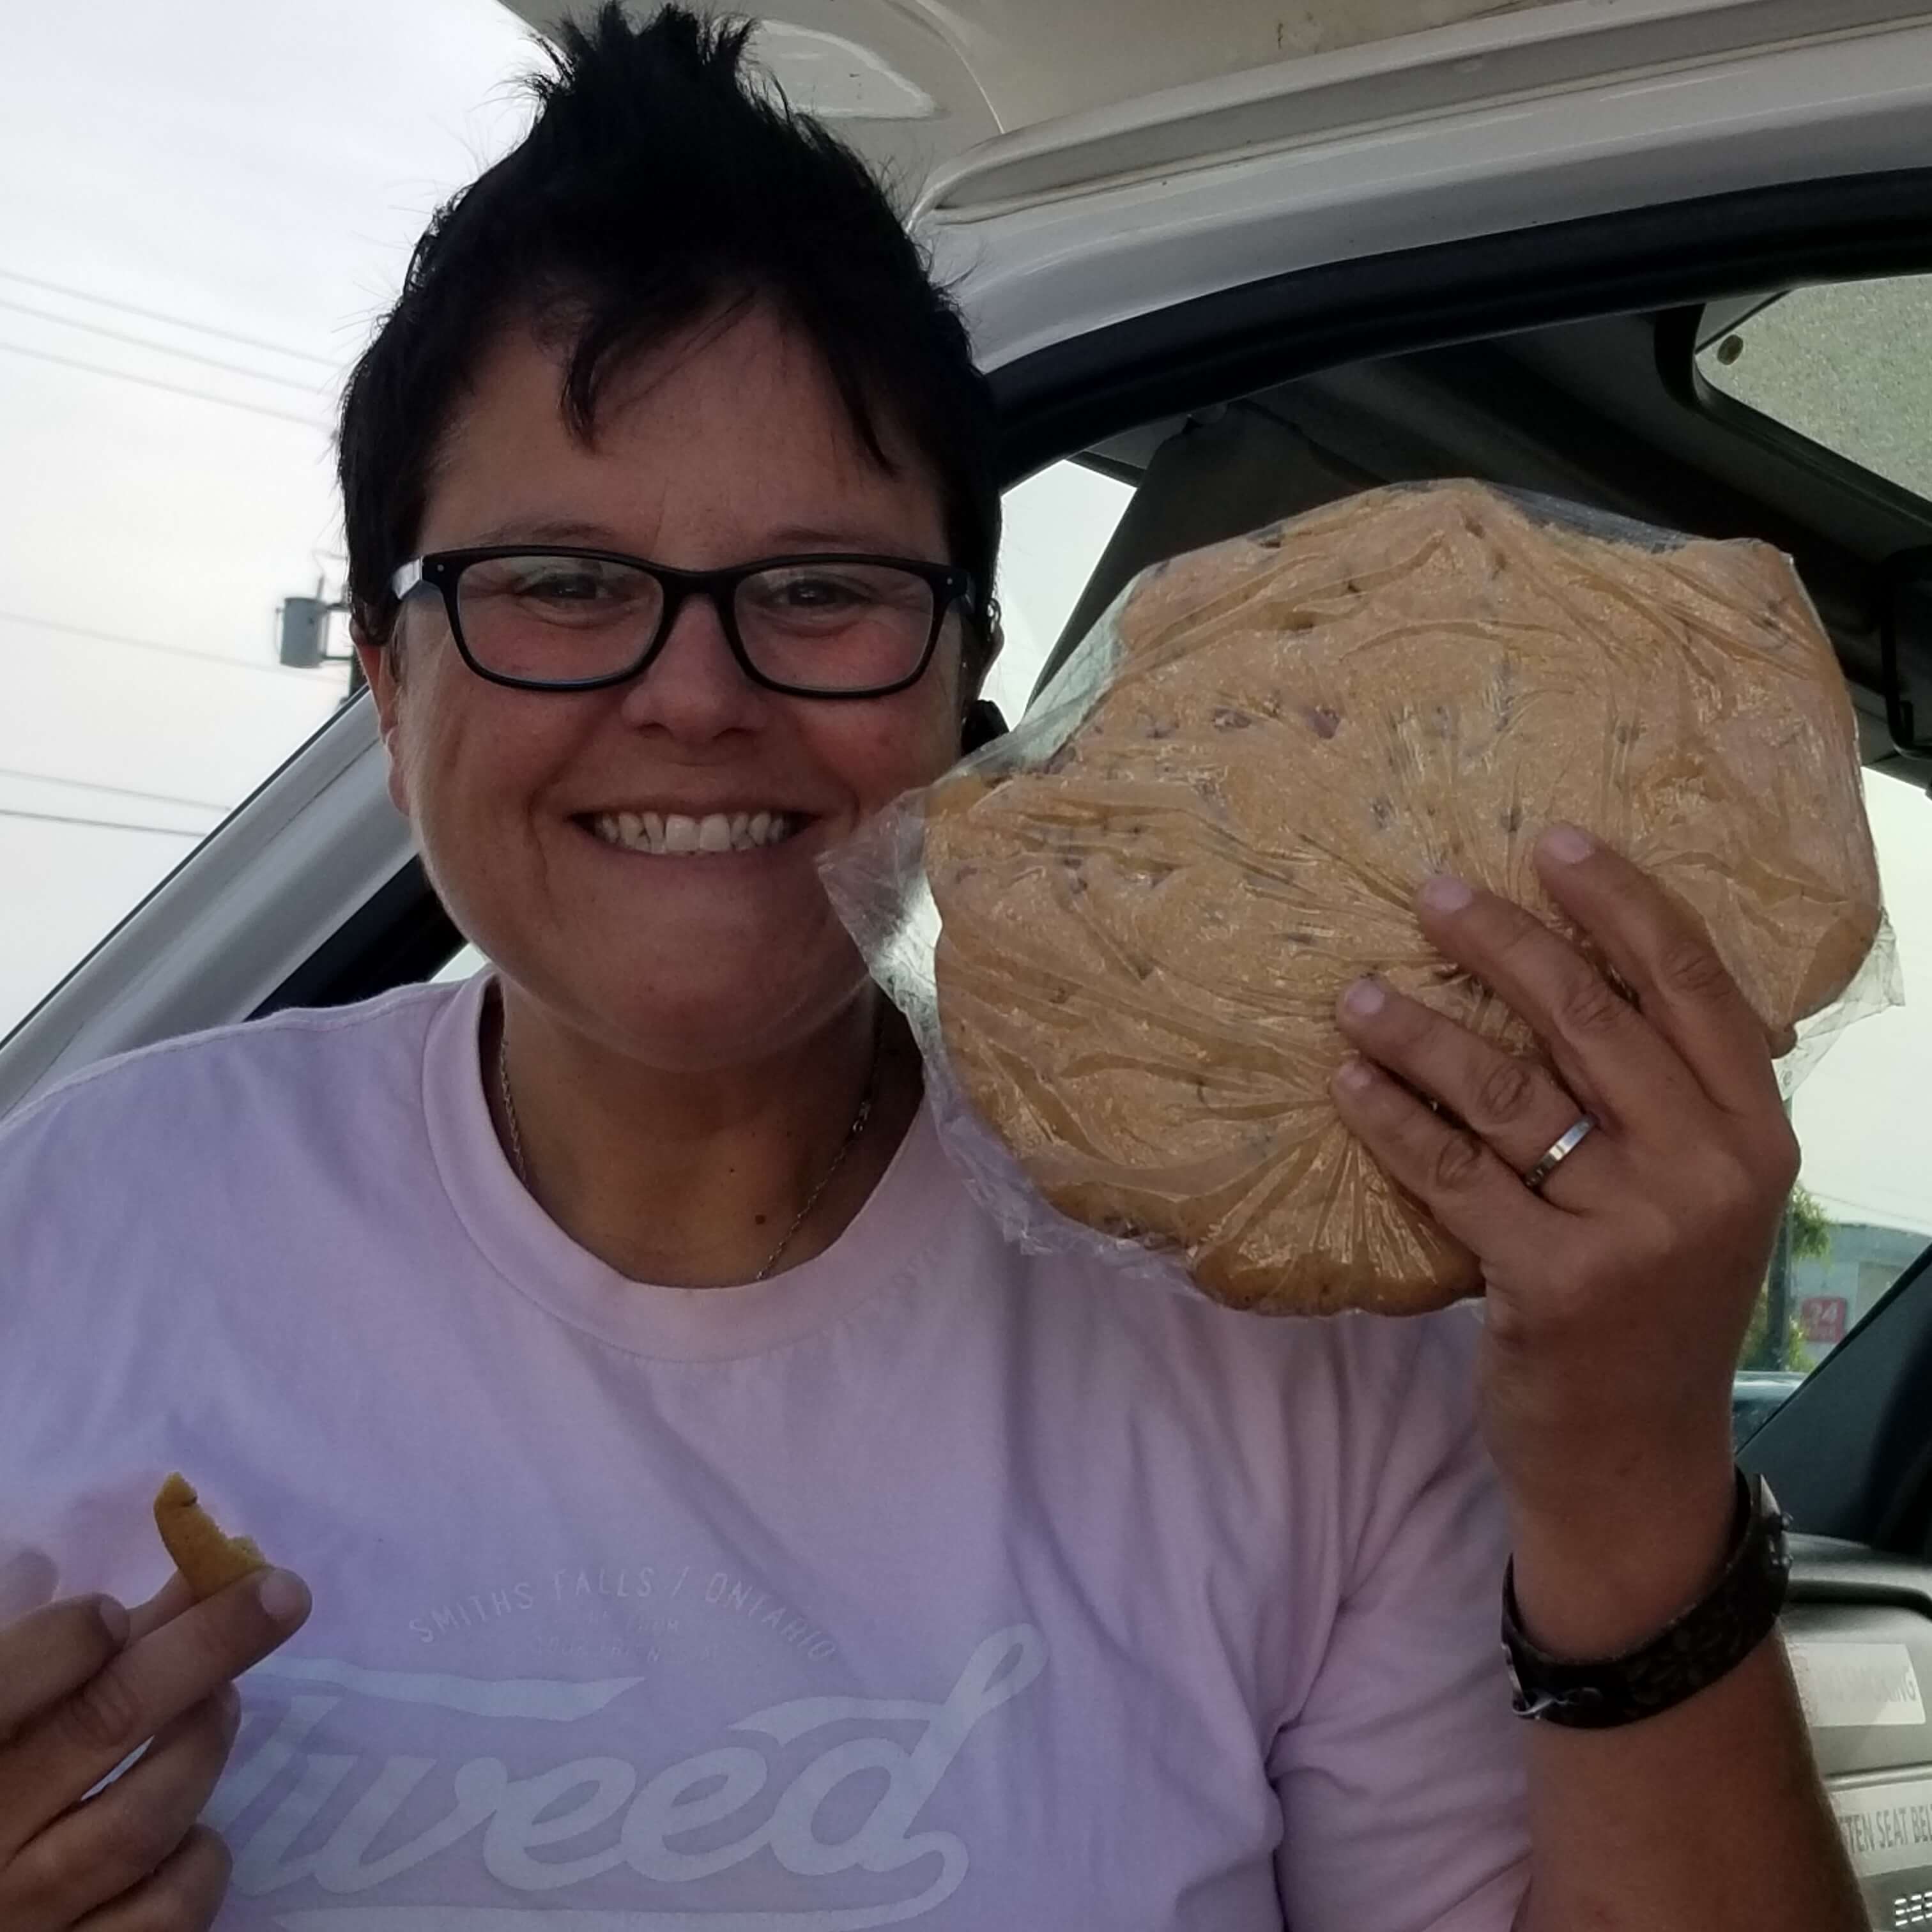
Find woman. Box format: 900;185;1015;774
0;8;1862;1929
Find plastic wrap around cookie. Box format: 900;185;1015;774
823;480;1889;1319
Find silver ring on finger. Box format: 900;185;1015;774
1521;1114;1597;1193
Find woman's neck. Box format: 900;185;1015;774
483;980;923;1287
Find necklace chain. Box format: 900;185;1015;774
496;1033;527;1184
751;1079;874;1280
495;1014;878;1283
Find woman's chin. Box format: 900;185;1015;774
514;942;869;1073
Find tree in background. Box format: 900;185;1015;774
1787;1185;1831;1262
1742;1184;1834;1372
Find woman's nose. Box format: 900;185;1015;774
616;588;765;738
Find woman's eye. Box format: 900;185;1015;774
514;571;606;602
771;576;868;611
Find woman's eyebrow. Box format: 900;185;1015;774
763;523;923;553
461;516;627;548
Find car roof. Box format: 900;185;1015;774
498;0;1932;199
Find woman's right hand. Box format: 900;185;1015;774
0;1566;310;1930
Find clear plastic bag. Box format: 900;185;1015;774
822;481;1894;1317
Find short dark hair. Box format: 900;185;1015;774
337;2;1000;684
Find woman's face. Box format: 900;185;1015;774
363;303;969;1070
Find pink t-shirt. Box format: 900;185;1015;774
0;972;1528;1929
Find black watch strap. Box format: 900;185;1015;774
1501;1468;1791;1729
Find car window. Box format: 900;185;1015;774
0;0;535;1041
1683;279;1932;1434
1744;766;1932;1441
1695;275;1932;505
981;461;1135;724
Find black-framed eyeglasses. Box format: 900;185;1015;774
391;545;983;698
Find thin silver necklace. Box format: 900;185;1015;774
496;1016;879;1283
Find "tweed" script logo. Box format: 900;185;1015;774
208;1625;1047;1927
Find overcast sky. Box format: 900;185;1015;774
0;0;535;1019
1;0;1926;1255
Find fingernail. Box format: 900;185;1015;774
256;1569;310;1626
95;1595;130;1646
1342;976;1386;1018
1333;1055;1376;1093
1540;824;1593;864
1419;874;1473;914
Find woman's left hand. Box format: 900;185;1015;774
1330;823;1799;1652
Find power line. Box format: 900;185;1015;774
0;268;337;368
0;763;227;813
0;804;203;839
0;296;330;396
0;338;331;433
0;606;334;679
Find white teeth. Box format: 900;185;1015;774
588;809;797;855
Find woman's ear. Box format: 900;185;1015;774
353;619;412;818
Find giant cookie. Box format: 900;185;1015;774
924;482;1882;1315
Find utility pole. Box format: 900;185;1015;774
1759;1207;1794;1370
1754;1084;1800;1371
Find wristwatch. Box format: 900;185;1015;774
1501;1468;1791;1728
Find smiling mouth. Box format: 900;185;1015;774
582;809;803;856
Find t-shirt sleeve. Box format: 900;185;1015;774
1268;1307;1531;1932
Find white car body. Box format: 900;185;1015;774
4;0;1931;1107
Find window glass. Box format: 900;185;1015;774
0;0;535;1039
1696;276;1932;502
982;461;1134;723
1736;766;1932;1443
